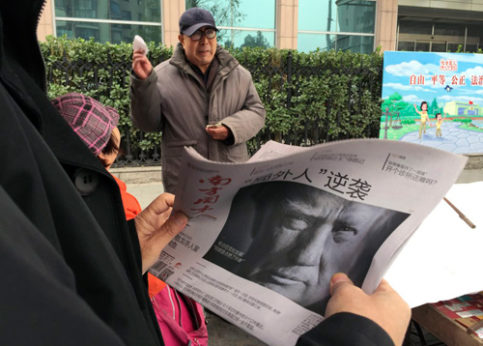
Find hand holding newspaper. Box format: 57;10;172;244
150;139;467;345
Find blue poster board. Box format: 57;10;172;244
380;51;483;154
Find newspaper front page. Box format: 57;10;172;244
149;139;467;345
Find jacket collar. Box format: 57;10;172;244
0;0;109;175
5;58;108;173
0;0;47;91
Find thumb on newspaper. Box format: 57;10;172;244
325;272;410;346
135;193;188;274
329;272;354;295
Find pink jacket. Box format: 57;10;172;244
150;280;208;346
114;175;208;346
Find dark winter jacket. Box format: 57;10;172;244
0;0;163;344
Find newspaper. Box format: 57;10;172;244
150;139;467;345
385;181;483;308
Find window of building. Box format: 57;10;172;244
398;19;482;53
398;20;432;35
463;23;483;52
185;0;276;49
297;0;376;53
54;0;162;43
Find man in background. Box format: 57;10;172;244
130;8;265;193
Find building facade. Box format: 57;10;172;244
397;0;483;53
37;0;483;53
444;101;482;116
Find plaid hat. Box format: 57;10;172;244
51;93;120;156
179;8;218;36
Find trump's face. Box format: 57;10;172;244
241;186;393;308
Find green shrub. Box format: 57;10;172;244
401;119;416;125
452;118;472;123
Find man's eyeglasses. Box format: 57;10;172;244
190;28;217;41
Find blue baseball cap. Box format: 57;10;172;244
179;8;218;36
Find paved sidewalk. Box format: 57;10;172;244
111;167;164;208
400;121;483;154
125;182;164;209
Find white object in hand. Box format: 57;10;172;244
133;35;148;55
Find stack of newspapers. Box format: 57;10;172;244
149;139;467;345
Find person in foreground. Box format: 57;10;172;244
130;7;265;193
0;1;409;345
1;1;187;344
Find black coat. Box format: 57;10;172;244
0;1;163;345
